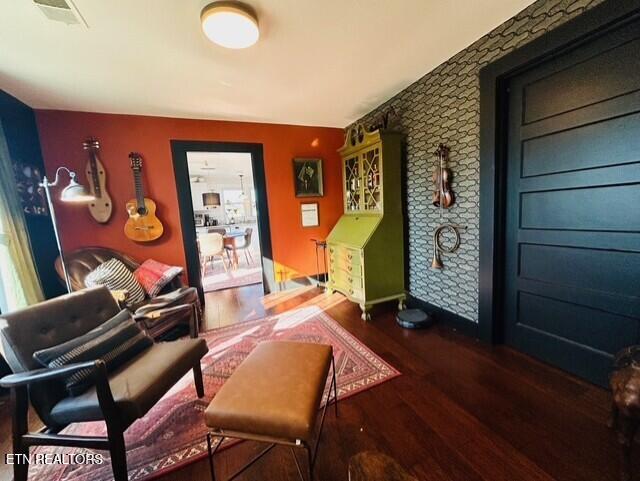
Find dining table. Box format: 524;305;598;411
223;230;246;270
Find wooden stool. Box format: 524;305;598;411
349;451;418;481
610;346;640;481
204;341;338;481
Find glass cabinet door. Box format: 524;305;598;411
361;146;382;212
344;155;361;212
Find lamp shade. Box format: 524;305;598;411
60;178;95;203
203;192;221;207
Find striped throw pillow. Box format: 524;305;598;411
33;310;153;396
85;258;146;307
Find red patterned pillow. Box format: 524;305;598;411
134;259;183;297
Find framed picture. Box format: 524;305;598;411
301;203;319;227
13;162;48;216
293;158;323;197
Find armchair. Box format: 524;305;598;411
0;287;208;481
55;246;200;339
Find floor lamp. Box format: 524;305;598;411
40;166;95;293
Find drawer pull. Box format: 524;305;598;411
347;266;352;272
329;248;334;253
348;277;352;283
347;254;353;260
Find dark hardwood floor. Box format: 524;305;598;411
0;285;623;481
200;282;322;330
167;286;621;481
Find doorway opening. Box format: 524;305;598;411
188;151;262;293
171;141;275;303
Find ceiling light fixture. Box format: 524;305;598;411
238;173;247;200
201;1;259;49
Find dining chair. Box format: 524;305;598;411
235;227;254;266
199;233;230;274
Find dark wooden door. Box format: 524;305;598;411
504;18;640;387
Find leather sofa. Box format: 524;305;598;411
0;286;208;481
55;247;200;339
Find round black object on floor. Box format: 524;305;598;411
396;309;434;329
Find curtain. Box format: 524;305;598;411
0;120;44;311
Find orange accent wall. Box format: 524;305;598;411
35;110;344;281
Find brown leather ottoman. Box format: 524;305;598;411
204;341;338;481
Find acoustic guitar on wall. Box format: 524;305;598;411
124;152;164;242
83;138;113;223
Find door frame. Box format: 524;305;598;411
478;0;640;343
171;140;275;302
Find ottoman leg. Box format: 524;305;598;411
331;355;338;418
307;445;314;481
291;447;314;481
206;433;224;481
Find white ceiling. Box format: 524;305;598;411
0;0;534;127
187;151;254;185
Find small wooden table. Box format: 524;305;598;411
349;452;418;481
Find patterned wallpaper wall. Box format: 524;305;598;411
358;0;604;322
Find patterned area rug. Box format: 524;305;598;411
30;306;400;481
202;265;263;292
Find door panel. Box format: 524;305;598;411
517;292;639;355
520;184;640;231
522;111;640;177
523;36;640;123
504;18;640;386
519;244;640;298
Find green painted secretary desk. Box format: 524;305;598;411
326;123;406;320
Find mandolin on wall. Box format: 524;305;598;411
83;138;113;223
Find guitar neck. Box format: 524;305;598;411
133;168;146;209
89;151;102;197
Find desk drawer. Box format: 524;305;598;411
330;260;362;278
331;266;363;288
333;277;364;300
329;246;362;273
328;246;361;263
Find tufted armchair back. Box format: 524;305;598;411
0;286;120;427
54;246;183;295
54;247;140;292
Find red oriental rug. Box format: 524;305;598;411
29;306;400;481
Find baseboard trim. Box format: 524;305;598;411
406;294;479;339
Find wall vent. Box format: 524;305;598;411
33;0;88;27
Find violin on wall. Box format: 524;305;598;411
432;143;454;209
